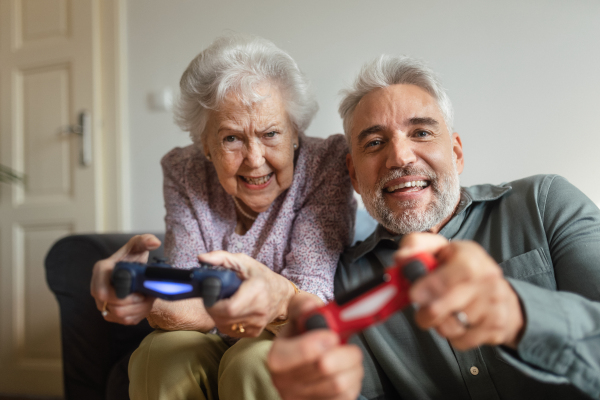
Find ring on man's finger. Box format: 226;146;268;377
231;323;245;333
101;302;109;317
453;311;470;328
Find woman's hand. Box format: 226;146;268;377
198;251;299;337
90;234;160;325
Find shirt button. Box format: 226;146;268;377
233;242;243;252
470;366;479;376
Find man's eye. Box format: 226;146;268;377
225;135;237;142
366;139;383;148
265;131;277;138
415;130;431;138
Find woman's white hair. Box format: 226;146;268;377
174;34;318;146
339;55;454;144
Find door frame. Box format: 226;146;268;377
98;0;130;231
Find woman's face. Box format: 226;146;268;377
203;83;298;213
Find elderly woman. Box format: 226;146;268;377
90;34;355;400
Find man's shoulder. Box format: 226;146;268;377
463;174;567;204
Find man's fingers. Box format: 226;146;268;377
270;343;363;400
109;234;161;262
395;232;449;262
288;292;324;323
414;281;478;328
268;330;339;373
409;242;501;305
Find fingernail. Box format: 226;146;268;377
318;333;338;351
132;294;143;302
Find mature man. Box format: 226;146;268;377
267;56;600;400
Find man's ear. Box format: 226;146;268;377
346;153;360;194
452;132;464;174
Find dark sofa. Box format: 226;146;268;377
43;211;377;400
44;234;164;400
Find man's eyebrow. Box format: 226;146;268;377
357;125;385;143
409;117;439;126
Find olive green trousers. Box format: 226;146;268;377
128;329;281;400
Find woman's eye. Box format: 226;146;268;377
225;135;237;143
265;131;277;138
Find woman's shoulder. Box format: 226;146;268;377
299;134;349;174
160;144;204;177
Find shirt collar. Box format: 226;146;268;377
344;182;512;264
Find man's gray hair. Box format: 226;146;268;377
174;34;318;146
339;55;454;144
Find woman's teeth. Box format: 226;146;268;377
386;180;428;192
242;173;272;185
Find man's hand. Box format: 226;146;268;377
267;293;364;400
198;251;305;337
90;234;159;325
395;232;525;350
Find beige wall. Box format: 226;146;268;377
126;0;600;231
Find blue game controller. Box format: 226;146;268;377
111;257;242;307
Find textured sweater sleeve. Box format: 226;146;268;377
498;175;600;398
281;135;357;302
162;148;207;269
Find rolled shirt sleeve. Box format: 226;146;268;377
497;176;600;398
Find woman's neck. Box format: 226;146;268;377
235;213;255;235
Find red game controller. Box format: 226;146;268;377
298;253;438;342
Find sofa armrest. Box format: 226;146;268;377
45;233;163;400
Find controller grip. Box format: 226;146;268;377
304;313;330;331
202;277;222;308
113;269;133;299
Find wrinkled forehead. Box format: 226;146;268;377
350;84;444;138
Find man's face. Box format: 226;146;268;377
346;84;464;235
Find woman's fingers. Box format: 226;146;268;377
109;234;161;263
90;234;161;325
102;297;155;325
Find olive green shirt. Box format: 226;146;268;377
336;175;600;400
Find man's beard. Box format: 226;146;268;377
359;163;461;235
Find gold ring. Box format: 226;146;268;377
101;302;109;317
231;323;245;333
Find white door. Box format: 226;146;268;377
0;0;126;396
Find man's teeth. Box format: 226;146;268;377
243;173;272;185
385;180;428;192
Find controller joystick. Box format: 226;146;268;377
113;268;133;299
201;277;222;308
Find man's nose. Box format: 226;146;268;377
386;137;417;169
244;139;265;168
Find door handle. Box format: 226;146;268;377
67;111;92;167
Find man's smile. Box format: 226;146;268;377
385;180;430;193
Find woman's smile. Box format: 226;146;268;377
239;172;274;189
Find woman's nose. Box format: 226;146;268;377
245;140;265;168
